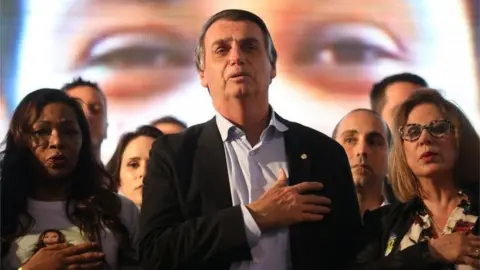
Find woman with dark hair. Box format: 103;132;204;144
106;125;163;208
354;89;480;269
31;229;68;255
0;89;139;269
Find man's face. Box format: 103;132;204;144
199;19;276;110
66;86;107;147
335;111;389;190
380;82;422;129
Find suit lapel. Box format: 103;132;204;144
194;118;232;213
278;115;313;270
277;115;311;186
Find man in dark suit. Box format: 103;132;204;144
139;9;362;270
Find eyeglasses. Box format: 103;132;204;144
399;120;454;142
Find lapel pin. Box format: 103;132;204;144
384;234;397;256
301;153;307;159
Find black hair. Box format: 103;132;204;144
150;116;187;130
60;77;106;105
370;73;428;114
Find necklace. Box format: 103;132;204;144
423;191;464;237
429;216;445;236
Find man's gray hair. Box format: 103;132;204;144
194;9;277;72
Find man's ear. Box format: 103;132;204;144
199;71;208;88
269;66;277;84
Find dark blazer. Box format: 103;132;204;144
383;177;399;204
139;115;362;270
354;191;480;270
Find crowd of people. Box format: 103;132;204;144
1;8;479;270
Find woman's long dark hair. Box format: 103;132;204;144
0;89;131;262
106;125;163;191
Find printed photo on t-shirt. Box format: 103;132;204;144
31;229;69;254
6;226;89;267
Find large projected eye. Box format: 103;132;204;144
83;33;191;70
284;21;408;96
72;31;195;99
294;22;404;66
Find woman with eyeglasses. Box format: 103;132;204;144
354;89;480;269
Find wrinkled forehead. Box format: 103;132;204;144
204;19;266;47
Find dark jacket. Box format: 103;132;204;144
138;115;363;270
354;190;480;270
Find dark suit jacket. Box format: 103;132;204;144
383;177;399;204
139;115;362;270
354;191;480;270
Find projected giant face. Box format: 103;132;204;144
253;0;479;130
12;0;479;161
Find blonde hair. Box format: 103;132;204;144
389;89;480;202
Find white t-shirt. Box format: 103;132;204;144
2;194;139;270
